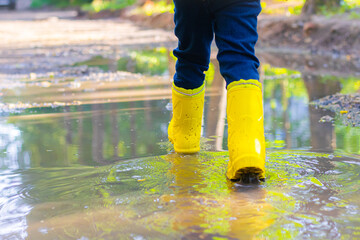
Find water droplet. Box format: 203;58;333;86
165;102;172;111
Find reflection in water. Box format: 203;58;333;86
304;74;341;152
5;151;359;239
0;123;32;238
0;171;32;239
165;153;272;239
4;101;172;167
0;49;359;239
263;150;360;239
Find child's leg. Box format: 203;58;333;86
169;0;214;153
213;0;261;87
213;1;265;182
173;0;214;89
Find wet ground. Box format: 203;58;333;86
1;11;360;239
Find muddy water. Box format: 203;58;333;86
0;48;360;239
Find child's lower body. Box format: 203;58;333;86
168;0;265;182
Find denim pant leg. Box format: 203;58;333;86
173;0;214;90
213;0;261;87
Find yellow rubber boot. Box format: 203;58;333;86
226;80;266;182
168;83;205;153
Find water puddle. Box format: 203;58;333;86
1;46;360;239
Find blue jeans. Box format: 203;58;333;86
173;0;261;89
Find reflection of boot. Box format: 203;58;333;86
168;83;205;153
226;80;266;182
227;189;273;238
163;153;272;239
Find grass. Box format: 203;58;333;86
313;0;360;17
260;0;360;16
81;0;136;12
349;11;360;19
260;0;305;16
30;0;360;19
130;0;174;16
80;0;174;14
31;0;92;8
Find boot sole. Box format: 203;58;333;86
230;167;265;184
173;147;200;154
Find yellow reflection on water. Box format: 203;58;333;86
163;153;274;239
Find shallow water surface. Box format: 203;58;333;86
0;49;360;239
1;151;360;239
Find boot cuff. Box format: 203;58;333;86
172;82;205;97
227;80;262;91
